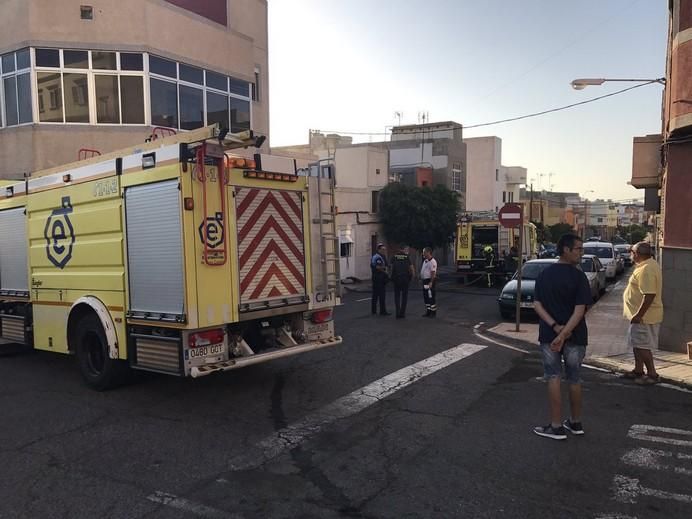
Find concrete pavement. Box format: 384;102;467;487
488;276;692;388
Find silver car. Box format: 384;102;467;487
580;254;607;300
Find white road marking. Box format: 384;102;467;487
628;424;692;448
355;297;370;302
228;343;487;471
147;491;239;518
613;474;692;504
658;383;692;394
595;515;638;519
622;447;692;475
582;363;612;373
473;328;530;353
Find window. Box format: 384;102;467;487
230;77;249;96
149;55;176;78
1;49;32;127
179;64;203;85
252;67;260;101
495;168;499;181
340;242;353;258
80;5;93;19
371;190;380;213
502;191;506;203
95;75;120;123
206;71;227;91
92;51;116;70
37;72;63;122
120;53;143;71
230;97;250;132
64;73;89;122
35;48;60;68
451;162;462;192
120;76;144;124
150;78;178;128
64;50;89;69
206;91;229;129
179;84;203;130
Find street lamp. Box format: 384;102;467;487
570;77;665;90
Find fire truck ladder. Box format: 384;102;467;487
314;162;341;303
195;143;227;266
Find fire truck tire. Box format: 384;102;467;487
75;313;127;390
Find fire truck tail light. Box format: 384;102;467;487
189;328;225;348
225;156;256;170
311;310;332;324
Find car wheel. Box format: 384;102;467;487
75;313;128;390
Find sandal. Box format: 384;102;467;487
622;370;644;379
635;374;661;385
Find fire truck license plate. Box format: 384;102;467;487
189;343;224;360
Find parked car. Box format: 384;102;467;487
614;244;632;266
540;243;557;258
580;254;607;300
582;241;617;280
497;259;558;319
614;251;625;274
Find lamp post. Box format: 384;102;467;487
570;77;665;90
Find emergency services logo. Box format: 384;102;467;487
198;212;225;248
44;196;75;269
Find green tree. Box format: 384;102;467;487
622;224;647;244
531;221;550;243
547;222;574;242
378;183;459;251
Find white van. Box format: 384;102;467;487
583;241;617;280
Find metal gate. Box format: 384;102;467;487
0;207;28;296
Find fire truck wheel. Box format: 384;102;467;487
75;313;126;390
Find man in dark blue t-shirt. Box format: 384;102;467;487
533;233;593;440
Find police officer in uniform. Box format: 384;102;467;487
483;244;495;287
420;247;438;318
390;244;415;319
371;243;390;316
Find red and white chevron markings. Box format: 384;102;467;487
235;188;306;303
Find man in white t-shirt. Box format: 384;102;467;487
420;247;438;318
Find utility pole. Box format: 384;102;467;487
529;183;534;221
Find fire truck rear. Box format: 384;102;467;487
0;125;342;389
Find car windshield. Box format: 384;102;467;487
615;245;630;252
520;262;553;280
584;246;613;259
581;258;593;272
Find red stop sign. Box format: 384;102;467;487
498;203;523;228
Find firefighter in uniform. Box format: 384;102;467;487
420;247;438;318
390;244;415;319
483;244;495;287
371;243;390;316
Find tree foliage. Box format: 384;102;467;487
378;183;459;251
621;224;647;244
546;222;575;242
531;221;550;243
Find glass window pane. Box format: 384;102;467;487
149;55;176;78
206;92;228;129
17;73;32;124
3;77;18;125
2;53;15;73
16;48;30;70
179;85;203;130
63;50;89;69
95;75;120;123
179;63;203;85
206;70;227;91
120;52;143;71
37;72;63;122
63;73;89;122
229;77;250;97
230;97;250;132
121;76;144;124
35;48;60;68
92;51;117;70
150;78;178;128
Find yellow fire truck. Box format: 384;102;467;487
0;125;342;389
455;211;538;282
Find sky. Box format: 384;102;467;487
268;0;668;202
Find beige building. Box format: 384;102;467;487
0;0;268;178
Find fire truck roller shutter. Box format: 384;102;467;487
0;207;29;294
124;180;185;318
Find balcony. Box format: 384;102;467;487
631;134;662;189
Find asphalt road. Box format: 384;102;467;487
1;282;691;518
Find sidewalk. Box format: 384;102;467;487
341;265;464;294
487;279;692;388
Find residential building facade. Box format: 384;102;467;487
0;0;268;178
389;121;467;210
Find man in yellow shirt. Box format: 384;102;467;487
622;242;664;385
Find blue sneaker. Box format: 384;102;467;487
533;424;567;440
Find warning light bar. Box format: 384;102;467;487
243;170;298;182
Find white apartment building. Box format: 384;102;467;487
463;136;526;212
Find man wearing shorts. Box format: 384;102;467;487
533;233;593;440
622;242;663;385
